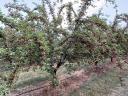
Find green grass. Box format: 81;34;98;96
12;68;49;90
69;68;123;96
14;76;48;89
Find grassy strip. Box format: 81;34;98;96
69;67;122;96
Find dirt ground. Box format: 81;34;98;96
9;57;128;96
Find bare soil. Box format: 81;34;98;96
9;58;128;96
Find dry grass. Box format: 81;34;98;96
13;68;49;91
69;61;128;96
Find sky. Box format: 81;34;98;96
102;0;128;23
0;0;127;25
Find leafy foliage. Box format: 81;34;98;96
0;0;127;88
0;81;9;96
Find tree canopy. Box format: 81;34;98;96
0;0;128;94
